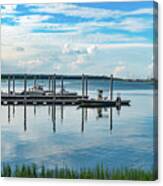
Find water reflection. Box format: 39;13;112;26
48;106;50;116
110;108;113;133
52;104;56;133
34;105;36;116
13;105;15;118
24;104;27;132
8;105;10;123
61;105;64;122
6;105;123;134
81;108;84;133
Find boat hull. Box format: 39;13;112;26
78;99;130;108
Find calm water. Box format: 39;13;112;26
1;80;154;170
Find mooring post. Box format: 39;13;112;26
110;74;113;101
53;74;56;100
61;76;64;95
85;75;88;97
48;75;51;92
34;75;36;87
24;74;27;99
8;75;11;95
82;74;85;99
13;75;15;95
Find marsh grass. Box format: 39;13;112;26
1;164;156;180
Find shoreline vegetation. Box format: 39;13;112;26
1;164;156;181
1;74;154;83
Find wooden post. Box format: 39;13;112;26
53;74;56;99
85;75;88;97
34;76;36;87
82;74;85;99
61;76;64;95
110;74;113;101
49;75;51;91
13;75;15;95
24;74;27;97
8;75;11;95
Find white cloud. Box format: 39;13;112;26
1;4;17;14
63;43;71;54
1;3;154;78
26;4;153;20
62;44;97;56
87;45;97;54
113;65;126;75
75;57;84;65
53;64;61;71
17;59;43;69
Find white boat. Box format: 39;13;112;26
21;85;45;95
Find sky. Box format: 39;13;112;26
0;1;157;78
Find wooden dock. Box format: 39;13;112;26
1;94;88;105
1;73;131;107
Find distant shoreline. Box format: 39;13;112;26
1;74;154;83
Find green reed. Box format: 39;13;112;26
1;163;156;181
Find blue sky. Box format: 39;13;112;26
1;1;157;78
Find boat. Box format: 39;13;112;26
59;88;78;96
45;88;78;96
78;98;130;108
21;85;45;95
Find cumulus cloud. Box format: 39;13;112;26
26;3;153;20
53;64;61;71
1;3;154;78
87;45;97;54
113;65;126;75
62;44;97;56
75;58;84;65
1;4;17;14
17;59;43;69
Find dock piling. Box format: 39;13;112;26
34;76;36;87
24;74;27;97
61;76;64;95
82;74;85;99
85;75;88;97
13;75;15;95
8;75;11;95
53;74;56;99
110;74;113;101
48;75;51;91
